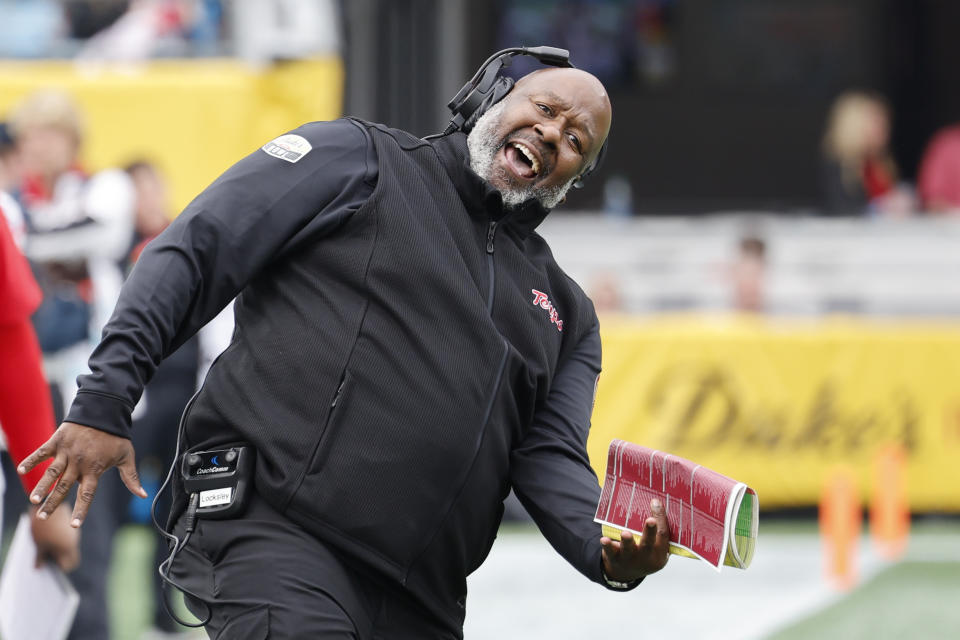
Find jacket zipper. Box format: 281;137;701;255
486;220;497;313
330;375;346;408
407;221;509;582
286;370;347;508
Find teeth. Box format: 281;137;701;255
512;142;540;175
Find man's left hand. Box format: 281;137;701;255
600;498;670;582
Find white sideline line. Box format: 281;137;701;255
465;529;889;640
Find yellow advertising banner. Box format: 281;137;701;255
589;315;960;511
0;57;343;212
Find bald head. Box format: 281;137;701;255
466;66;612;209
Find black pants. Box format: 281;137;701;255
168;493;460;639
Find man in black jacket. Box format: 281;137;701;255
19;65;670;638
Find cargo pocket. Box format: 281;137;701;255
214;604;270;640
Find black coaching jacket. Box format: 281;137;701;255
66;118;624;633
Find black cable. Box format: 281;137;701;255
157;492;212;628
150;389;195;551
149;390;212;628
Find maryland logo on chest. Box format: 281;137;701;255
531;289;563;332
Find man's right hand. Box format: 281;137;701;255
17;422;147;528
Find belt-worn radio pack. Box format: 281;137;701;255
180;445;255;519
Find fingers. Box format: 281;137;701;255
28;454;66;506
641;517;658;548
117;455;148;499
600;535;621;574
17;435;57;476
651;497;668;528
603;529;643;558
71;475;100;528
600;536;622;554
56;543;80;572
651;498;670;546
33;540;79;572
638;498;664;548
39;466;79;519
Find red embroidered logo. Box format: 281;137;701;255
531;289;563;332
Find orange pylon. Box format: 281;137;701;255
870;444;910;560
819;467;861;590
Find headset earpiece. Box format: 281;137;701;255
462;76;515;131
442;46;571;136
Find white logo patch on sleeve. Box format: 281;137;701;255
262;134;312;163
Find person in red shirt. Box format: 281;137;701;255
0;208;79;570
917;124;960;214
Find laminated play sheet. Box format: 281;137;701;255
594;439;758;571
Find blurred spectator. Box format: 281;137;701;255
0;122;28;248
731;235;766;313
820;91;914;217
602;174;634;217
64;0;130;39
589;271;625;314
9;89;134;416
125;159;173;262
67;159;197;640
76;0;223;62
916;123;960;215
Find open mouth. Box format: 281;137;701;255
502;140;542;181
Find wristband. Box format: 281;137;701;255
601;565;642;590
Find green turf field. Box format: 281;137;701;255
109;526;202;639
768;561;960;639
764;518;960;640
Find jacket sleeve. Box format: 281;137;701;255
510;315;639;590
65;119;377;438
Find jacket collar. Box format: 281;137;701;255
429;131;552;236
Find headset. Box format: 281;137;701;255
439;46;607;189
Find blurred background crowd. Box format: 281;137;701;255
1;1;958;639
1;1;959;214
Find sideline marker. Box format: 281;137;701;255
819;467;861;590
869;443;910;560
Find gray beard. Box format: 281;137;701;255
466;100;574;210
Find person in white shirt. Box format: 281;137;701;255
8;90;135;415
